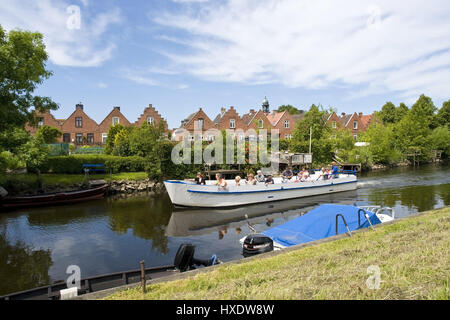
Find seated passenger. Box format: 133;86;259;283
316;167;328;181
255;170;265;183
246;173;257;185
302;170;311;182
215;173;227;188
235;176;242;186
282;167;294;182
294;171;303;183
194;172;206;185
265;174;274;185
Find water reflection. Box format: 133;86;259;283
0;231;53;296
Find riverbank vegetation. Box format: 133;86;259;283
288;95;450;169
106;206;449;300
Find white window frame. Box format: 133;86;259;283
112;117;120;126
284;120;290;128
147;117;154;125
230;119;236;129
332;121;337;129
198;118;204;130
102;133;108;144
258;119;264;129
353;121;358;130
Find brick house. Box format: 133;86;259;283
326;112;373;139
25;103;169;145
134;104;169;134
266;110;296;140
174;108;216;141
60;103;100;145
25;109;64;136
213;106;247;140
98;106;131;145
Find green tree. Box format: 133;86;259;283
18;134;50;189
291;104;333;165
395;103;409;122
277;105;301;115
377;102;396;124
360;123;402;165
35;125;62;144
437;100;450;128
104;124;126;155
430;126;450;158
0;25;58;132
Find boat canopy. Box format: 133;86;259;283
262;204;382;247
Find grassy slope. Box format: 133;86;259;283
106;207;450;300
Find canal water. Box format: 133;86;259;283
0;165;449;295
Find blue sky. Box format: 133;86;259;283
1;0;449;128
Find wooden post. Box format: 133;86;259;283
140;260;146;294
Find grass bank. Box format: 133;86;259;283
106;206;449;300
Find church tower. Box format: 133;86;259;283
262;96;270;113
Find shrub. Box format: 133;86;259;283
38;155;147;174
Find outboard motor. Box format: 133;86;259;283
242;234;274;257
174;244;220;272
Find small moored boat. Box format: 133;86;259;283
240;204;395;256
164;172;358;208
0;183;109;210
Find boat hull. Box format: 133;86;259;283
164;176;357;208
0;184;109;210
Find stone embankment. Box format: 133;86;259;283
107;179;166;195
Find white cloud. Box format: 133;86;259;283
0;0;122;67
153;0;450;101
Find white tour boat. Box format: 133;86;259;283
164;171;358;208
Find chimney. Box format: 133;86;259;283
221;107;226;114
250;109;255;114
341;112;345;116
114;106;121;111
76;103;84;110
359;112;363;117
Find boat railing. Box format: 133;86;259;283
357;209;374;230
335;214;352;237
359;206;395;219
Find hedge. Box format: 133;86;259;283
37;155;147;174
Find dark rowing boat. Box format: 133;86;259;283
0;183;109;210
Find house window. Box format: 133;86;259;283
63;133;71;143
37;117;44;128
284;120;290;128
87;133;94;144
147;117;154;125
198;118;204;130
353;134;358;140
112;117;120;126
353;121;358;130
75;133;83;144
208;135;215;142
258;119;264;129
230;119;236;129
75;117;83;128
102;133;108;144
332;121;337;129
285;134;293;140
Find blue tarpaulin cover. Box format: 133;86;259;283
262;204;382;247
